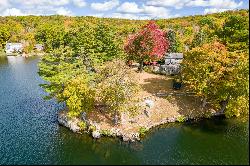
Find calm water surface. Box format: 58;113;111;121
0;56;249;165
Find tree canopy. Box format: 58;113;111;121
182;41;249;117
124;21;169;71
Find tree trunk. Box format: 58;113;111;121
220;97;230;113
202;97;207;108
139;59;143;72
114;111;119;125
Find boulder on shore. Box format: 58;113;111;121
58;112;81;133
92;130;101;139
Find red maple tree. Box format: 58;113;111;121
124;21;169;71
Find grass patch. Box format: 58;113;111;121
78;121;87;130
100;129;113;137
165;95;173;101
88;125;96;132
0;49;6;57
176;115;186;122
138;127;149;137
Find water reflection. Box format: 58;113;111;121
0;56;41;67
137;118;249;165
54;128;141;164
0;56;8;66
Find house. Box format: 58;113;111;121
159;53;183;75
34;44;44;51
165;53;183;65
5;43;23;54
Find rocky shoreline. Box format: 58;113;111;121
58;109;224;142
57;72;225;142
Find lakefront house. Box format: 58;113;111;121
5;43;23;54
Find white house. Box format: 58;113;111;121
5;43;23;54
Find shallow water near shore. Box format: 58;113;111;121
0;56;249;165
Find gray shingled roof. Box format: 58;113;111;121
165;53;183;59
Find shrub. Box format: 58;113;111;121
204;111;212;119
176;115;186;122
143;66;154;73
88;125;96;132
165;95;173;101
139;127;148;137
78;121;87;130
100;129;113;137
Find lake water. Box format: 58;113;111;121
0;56;249;165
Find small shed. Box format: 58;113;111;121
5;43;23;54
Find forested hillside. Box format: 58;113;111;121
0;9;248;53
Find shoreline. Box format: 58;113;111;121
57;109;225;142
3;52;45;57
57;71;225;142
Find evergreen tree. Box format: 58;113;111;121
166;29;181;53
